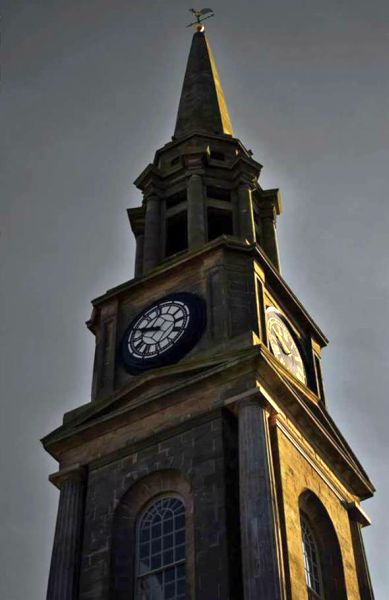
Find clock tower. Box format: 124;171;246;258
43;25;375;600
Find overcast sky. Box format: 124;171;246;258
1;1;388;598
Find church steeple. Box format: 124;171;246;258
174;30;233;138
43;18;376;600
130;26;282;277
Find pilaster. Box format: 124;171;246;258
260;207;280;270
92;299;118;401
238;395;284;600
257;189;281;271
346;503;375;600
238;183;256;244
47;465;87;600
187;172;206;248
142;194;161;272
127;206;145;278
134;233;144;277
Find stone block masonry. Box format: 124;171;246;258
78;410;240;600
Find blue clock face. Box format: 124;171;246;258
121;292;206;375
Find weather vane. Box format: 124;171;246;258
186;8;215;30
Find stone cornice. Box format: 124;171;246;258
255;188;282;216
230;154;262;183
344;501;371;527
254;349;374;498
127;206;145;237
41;343;373;500
134;142;263;195
133;163;161;191
223;378;374;500
153;131;252;161
41;346;258;449
49;464;87;489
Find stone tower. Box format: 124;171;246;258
43;27;375;600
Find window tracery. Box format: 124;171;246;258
136;496;186;600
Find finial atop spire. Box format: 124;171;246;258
174;22;233;139
186;8;215;31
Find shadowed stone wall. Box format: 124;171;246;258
78;410;241;600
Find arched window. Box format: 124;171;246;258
136;496;186;600
299;491;347;600
301;512;324;598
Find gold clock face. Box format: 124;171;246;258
266;309;307;385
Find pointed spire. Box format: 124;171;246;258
174;30;233;138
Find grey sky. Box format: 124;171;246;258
1;1;388;598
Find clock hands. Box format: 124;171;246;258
274;331;292;355
136;326;162;333
266;312;307;385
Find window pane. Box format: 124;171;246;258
151;554;161;571
163;549;174;566
165;582;175;598
163;518;173;533
176;564;185;579
175;544;185;561
175;515;185;530
140;543;150;559
176;530;185;545
164;566;175;582
140;529;150;543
